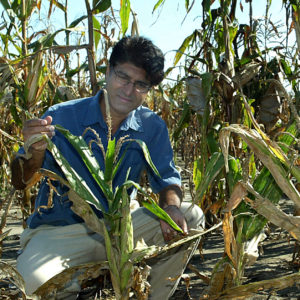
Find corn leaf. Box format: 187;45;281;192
92;0;111;14
92;15;101;51
133;139;161;178
152;0;165;13
120;0;130;35
104;138;116;182
122;180;183;233
173;31;195;66
195;152;225;203
220;125;300;208
45;135;106;212
55;125;113;200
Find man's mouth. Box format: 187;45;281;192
119;95;132;103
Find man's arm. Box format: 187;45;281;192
159;184;188;241
11;149;46;190
11;116;54;190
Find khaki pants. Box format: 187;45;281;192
17;203;204;300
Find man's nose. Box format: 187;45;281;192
123;81;135;95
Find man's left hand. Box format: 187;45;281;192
160;205;188;242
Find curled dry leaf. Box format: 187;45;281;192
185;77;207;115
0;261;26;297
34;261;109;299
215;272;300;300
244;181;300;240
222;212;238;267
224;182;247;212
132;263;151;300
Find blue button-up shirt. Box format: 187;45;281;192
23;91;181;228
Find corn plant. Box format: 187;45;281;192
206;90;300;296
19;90;183;299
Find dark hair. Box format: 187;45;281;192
109;36;165;86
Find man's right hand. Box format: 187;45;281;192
23;116;55;152
11;116;55;190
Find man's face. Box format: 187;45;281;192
105;62;151;119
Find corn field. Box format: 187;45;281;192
0;0;300;299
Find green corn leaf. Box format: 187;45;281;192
69;15;87;28
152;0;165;13
140;197;183;233
203;0;211;12
173;101;191;142
45;135;105;212
111;143;130;180
55;125;113;200
227;156;243;195
111;168;132;214
134;139;161;178
120;261;134;292
93;0;111;13
92;15;101;51
121;180;183;233
0;0;11;10
120;0;130;35
193;159;202;192
195;152;225;203
173;31;195;66
104;138;116;182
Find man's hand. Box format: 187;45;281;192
160;205;188;242
11;115;55;190
23;116;55;152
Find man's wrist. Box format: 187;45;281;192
163;204;180;209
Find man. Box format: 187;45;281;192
11;36;204;299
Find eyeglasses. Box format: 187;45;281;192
112;68;151;93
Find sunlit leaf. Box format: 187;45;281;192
45;135;106;211
55;125;113;200
173;31;195;66
152;0;165;13
120;0;130;35
193;159;202;192
104;138;116;181
134;139;160;178
93;15;101;51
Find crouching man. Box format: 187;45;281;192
11;35;204;299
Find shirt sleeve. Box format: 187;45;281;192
145;117;181;193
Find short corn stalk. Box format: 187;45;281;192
21;90;183;299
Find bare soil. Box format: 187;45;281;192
1;199;300;299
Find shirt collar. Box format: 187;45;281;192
83;90;106;128
83;90;143;133
119;108;143;132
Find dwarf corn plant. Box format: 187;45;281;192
21;89;182;299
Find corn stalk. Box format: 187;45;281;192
19;90;183;299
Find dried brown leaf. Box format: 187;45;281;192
223;212;237;267
34;261;109;299
217;272;300;299
224;182;247;212
0;261;26;296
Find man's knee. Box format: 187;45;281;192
181;203;205;229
